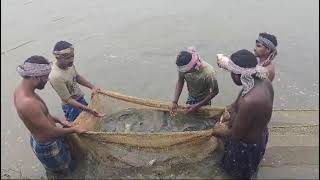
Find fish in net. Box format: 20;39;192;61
67;90;225;168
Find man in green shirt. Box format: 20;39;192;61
170;47;219;114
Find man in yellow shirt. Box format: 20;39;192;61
49;41;104;122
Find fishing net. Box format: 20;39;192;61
68;90;225;168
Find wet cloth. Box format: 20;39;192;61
62;96;88;122
49;63;84;105
30;136;75;173
53;47;74;59
216;53;268;96
221;128;269;179
256;36;277;61
17;62;52;77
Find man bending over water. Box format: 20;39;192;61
170;47;219;115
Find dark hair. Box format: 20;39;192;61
176;51;192;66
259;32;278;47
230;49;257;68
25;55;50;64
53;41;73;51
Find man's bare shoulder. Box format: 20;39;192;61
242;83;273;110
241;95;261;108
15;96;42;114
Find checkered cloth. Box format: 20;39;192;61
62;96;88;122
30;136;75;173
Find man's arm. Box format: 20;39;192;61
212;99;254;139
66;98;105;117
211;122;231;138
266;64;275;82
49;115;72;127
172;74;185;104
76;74;95;90
170;74;185;116
49;114;64;123
187;74;219;113
20;101;86;139
195;79;219;108
49;77;104;117
66;98;90;111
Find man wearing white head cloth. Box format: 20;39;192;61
14;56;87;176
170;47;219;115
49;41;105;122
254;32;278;82
212;49;274;179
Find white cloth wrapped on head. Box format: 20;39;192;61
53;46;74;59
17;62;52;77
216;54;268;96
177;46;203;73
256;36;278;61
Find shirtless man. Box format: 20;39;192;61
213;50;274;179
14;55;87;175
254;32;278;82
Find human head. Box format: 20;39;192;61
176;51;195;73
217;49;268;96
176;47;202;73
16;55;52;90
254;32;278;60
53;41;74;69
230;49;257;85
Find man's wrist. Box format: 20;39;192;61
58;118;64;123
172;100;178;104
71;127;77;133
90;85;95;90
83;107;91;113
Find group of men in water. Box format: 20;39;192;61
14;32;278;179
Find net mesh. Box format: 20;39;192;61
68;90;225;168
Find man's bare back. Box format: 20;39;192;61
232;79;274;143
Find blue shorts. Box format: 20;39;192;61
221;128;269;179
62;96;88;122
30;136;75;173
